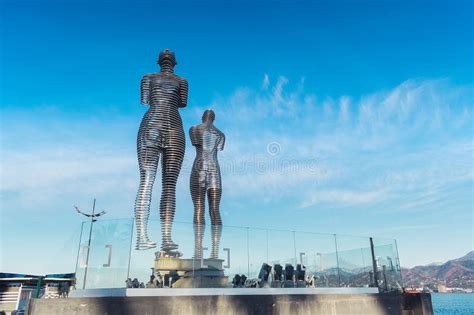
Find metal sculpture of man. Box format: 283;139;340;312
190;109;225;259
134;49;188;254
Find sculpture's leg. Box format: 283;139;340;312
160;131;185;252
210;224;222;260
193;224;205;259
191;182;206;258
208;188;222;259
134;145;160;250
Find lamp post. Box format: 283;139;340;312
74;199;106;289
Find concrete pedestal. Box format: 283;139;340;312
154;257;228;288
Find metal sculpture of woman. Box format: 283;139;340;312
190;109;225;259
134;49;188;253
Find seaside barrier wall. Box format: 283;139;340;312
26;292;433;315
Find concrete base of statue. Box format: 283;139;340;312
154;255;228;288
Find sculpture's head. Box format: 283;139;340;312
157;49;177;68
202;109;215;123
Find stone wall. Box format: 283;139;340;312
26;293;433;315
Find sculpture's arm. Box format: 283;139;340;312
140;75;151;105
218;133;225;151
189;126;199;146
178;77;188;108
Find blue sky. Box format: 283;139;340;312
0;0;472;274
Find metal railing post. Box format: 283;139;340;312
334;234;341;287
370;237;379;290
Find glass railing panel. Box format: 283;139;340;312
168;221;200;288
294;232;340;287
126;221;247;289
126;218;159;288
393;239;402;283
217;225;248;287
266;229;298;287
75;218;133;289
372;238;402;291
73;218;403;291
247;228;270;283
335;235;373;288
74;222;88;289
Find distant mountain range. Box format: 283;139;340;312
402;251;474;290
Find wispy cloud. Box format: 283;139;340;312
262;73;270;90
300;189;388;208
370;224;441;234
197;76;473;212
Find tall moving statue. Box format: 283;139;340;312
190;110;225;259
134;49;188;253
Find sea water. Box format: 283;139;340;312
432;293;474;315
